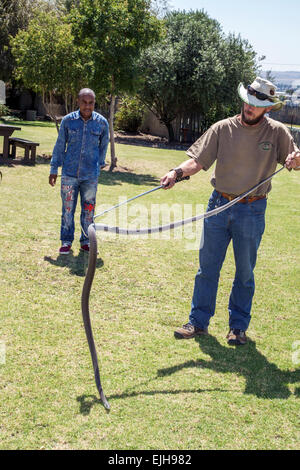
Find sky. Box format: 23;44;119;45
170;0;300;72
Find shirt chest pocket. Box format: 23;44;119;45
68;129;80;144
90;130;101;146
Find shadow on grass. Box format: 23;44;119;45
44;250;104;277
102;335;299;405
76;335;300;413
0;155;52;166
158;335;300;399
77;395;109;415
98;168;160;187
76;386;230;415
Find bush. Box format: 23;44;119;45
0;104;11;117
114;96;145;133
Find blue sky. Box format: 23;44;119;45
170;0;300;72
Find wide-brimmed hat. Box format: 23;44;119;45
238;77;282;108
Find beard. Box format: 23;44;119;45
241;105;266;126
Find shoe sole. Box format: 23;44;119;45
59;251;71;255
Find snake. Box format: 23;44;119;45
81;165;285;409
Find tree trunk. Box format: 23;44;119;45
49;91;60;133
109;93;117;171
64;92;69;115
165;121;175;143
42;90;60;134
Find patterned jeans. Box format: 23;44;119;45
60;175;98;245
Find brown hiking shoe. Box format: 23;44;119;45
174;323;208;339
226;329;247;346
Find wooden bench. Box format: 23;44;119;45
9;137;40;164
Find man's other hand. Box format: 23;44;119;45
285;151;300;170
49;174;57;186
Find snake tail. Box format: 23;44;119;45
81;224;110;410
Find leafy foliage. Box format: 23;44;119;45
137;10;257;141
0;104;11;117
70;0;162;169
217;33;257;117
0;0;36;81
70;0;162;96
11;11;89;96
10;9;91;124
115;96;146;132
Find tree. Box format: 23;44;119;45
114;95;146;132
11;10;90;131
137;10;258;141
216;33;257;119
0;0;35;81
137;10;224;141
70;0;162;170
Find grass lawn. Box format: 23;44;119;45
0;121;299;450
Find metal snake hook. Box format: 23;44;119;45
81;223;110;410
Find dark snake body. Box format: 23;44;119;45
81;224;110;409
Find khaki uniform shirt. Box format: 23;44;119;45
186;115;298;195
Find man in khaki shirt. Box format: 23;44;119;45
161;77;299;345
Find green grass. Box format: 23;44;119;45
0;124;299;450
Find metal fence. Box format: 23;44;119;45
289;128;300;147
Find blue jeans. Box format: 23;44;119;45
60;176;98;245
189;190;267;332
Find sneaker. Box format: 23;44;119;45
59;243;71;255
174;323;208;339
80;244;89;253
226;329;247;346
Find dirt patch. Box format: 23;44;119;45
102;164;133;173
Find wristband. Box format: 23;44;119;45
169;167;183;181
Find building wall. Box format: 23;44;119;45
140;109;203;142
140;109;170;138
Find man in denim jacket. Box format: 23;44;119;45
49;88;109;254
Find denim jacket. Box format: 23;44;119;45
50;110;109;180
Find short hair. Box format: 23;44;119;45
78;88;96;99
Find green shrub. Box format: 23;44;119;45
115;96;145;132
0;104;11;117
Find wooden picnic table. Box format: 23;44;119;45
0;124;21;159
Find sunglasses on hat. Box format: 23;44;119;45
247;85;274;102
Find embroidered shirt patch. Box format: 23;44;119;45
259;141;273;151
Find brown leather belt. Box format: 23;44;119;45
218;191;266;203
